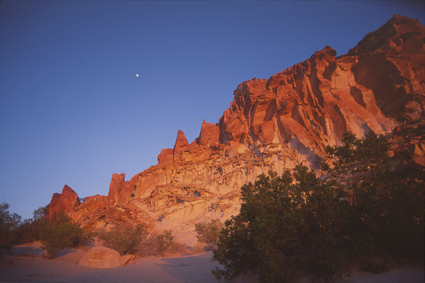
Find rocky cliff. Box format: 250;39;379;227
47;15;425;245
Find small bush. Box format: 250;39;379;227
14;206;49;245
168;240;187;255
93;227;107;240
195;219;223;246
137;229;185;257
0;203;21;250
156;229;175;256
39;211;90;259
103;223;147;255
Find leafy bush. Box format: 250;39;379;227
0;203;21;250
137;229;184;257
213;168;348;282
195;219;224;246
213;131;424;283
156;229;175;256
103;223;147;255
324;131;424;261
13;206;49;244
39;211;90;259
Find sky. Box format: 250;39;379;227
1;0;424;220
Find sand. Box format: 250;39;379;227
1;242;423;283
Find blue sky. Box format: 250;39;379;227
1;1;424;220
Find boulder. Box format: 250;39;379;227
78;246;121;269
120;254;135;266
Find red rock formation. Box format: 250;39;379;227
47;185;80;216
348;15;425;119
107;173;125;206
46;15;424;245
174;130;189;153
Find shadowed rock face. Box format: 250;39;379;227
47;15;425;245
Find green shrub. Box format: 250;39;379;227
13;206;49;244
213;131;424;283
156;229;175;256
0;203;21;250
103;223;147;255
137;229;182;257
39;211;90;259
195;219;223;246
213;168;349;282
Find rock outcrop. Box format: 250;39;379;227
78;246;121;269
47;15;425;245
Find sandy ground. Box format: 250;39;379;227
0;241;220;283
1;242;423;283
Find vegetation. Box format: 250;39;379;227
137;229;186;257
103;223;148;255
13;206;49;244
195;219;224;246
0;204;91;259
1;202;186;259
0;203;22;250
213;131;424;282
38;211;91;258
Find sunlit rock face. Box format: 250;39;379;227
47;15;424;245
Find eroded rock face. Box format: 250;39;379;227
48;185;80;216
348;14;425;119
47;15;425;245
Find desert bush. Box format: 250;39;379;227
103;223;147;255
39;211;90;259
137;232;159;257
156;229;175;256
13;206;49;244
93;227;107;240
213;168;348;282
137;229;184;257
195;219;223;246
213;131;424;283
324;131;424;261
168;240;187;255
0;203;22;250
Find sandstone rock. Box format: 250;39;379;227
107;173;125;205
120;254;135;266
348;14;425;119
47;185;80;216
158;148;174;164
174;130;189;153
78;246;121;269
46;15;424;245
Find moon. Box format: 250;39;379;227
136;74;139;77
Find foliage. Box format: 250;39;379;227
213;131;424;282
137;229;182;257
0;203;22;250
39;211;90;259
324;131;424;261
13;206;49;244
93;227;107;239
195;219;224;246
156;229;175;256
103;223;148;255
